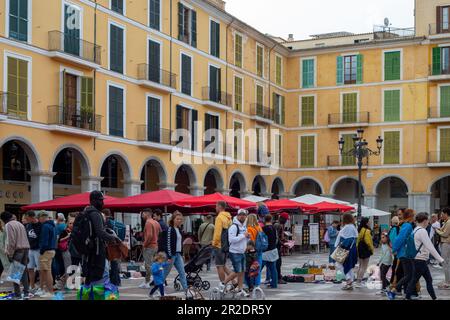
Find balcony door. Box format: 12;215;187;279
64;4;80;56
148;39;161;83
438;6;450;33
209;66;221;102
147;96;161;143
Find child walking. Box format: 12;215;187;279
378;232;393;294
149;252;168;299
245;241;259;292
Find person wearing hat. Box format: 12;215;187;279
81;191;120;286
273;212;289;284
221;209;250;297
37;211;56;298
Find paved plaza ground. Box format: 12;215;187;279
3;249;449;301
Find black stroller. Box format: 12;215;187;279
174;245;213;291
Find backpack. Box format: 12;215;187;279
255;231;269;252
405;226;424;259
108;219;126;241
221;223;239;253
71;209;94;256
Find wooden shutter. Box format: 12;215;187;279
336;56;343;85
181;54;191;95
384;90;400;122
356;54;364;84
440;128;450;162
281;95;285;125
301;136;314;167
191;109;198;151
343;93;357;123
178;2;184;41
301;96;314;126
81;77;94;110
7;57;28;119
210;21;220;57
148;97;160;142
437;6;442;34
385;52;400;81
440;86;450;117
109;86;123;137
64;4;80;56
149;0;160;30
272;92;277;121
234;77;242;111
384;131;400;164
341;134;355;166
191;10;197;48
148;40;161;83
110;25;123;73
433;47;442;76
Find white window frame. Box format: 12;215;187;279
298;134;317;168
381;87;403;122
106;81;127;138
234;31;244;68
61;0;84;38
255;82;265;109
180;51;194;96
145;93;163;134
299;94;317;127
208;17;220;57
147;36;163;80
300;56;317;88
148;0;162;31
3;50;33;120
109;0;126;15
108;20;127;74
5;0;33;43
437;126;450;156
256;42;265;78
176;103;194;150
340;91;360;123
382;48;403;81
381;128;403;165
207;62;221;92
58;66;84;112
437;83;450;118
275;53;283;85
233;74;244;111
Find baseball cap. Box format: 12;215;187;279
280;212;290;220
237;209;248;216
38;211;49;218
90;190;105;202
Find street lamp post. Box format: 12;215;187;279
338;129;383;222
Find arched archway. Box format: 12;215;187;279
430;175;450;212
174;165;197;195
332;176;364;204
99;153;132;196
292;178;323;197
140;157;167;192
252;175;267;197
229;171;246;198
51;146;90;191
203;168;224;195
271;178;284;199
375;176;409;213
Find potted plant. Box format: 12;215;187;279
80;105;94;130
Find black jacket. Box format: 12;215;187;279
26;222;41;250
263;225;278;251
160;226;182;258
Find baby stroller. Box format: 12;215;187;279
174;245;212;291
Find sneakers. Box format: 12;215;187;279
237;290;250;298
39;292;55;299
386;291;396;300
139;282;151;289
354;281;362;288
341;284;353;291
34;288;46;297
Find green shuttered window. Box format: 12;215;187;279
181;54;191;96
147;96;161;142
341;134;355;166
257;45;264;77
440;128;450;162
110;24;124;74
301;96;314;126
302;59;315;88
384;51;401;81
384;90;400;122
276;56;282;85
9;0;28;41
7;56;28;119
210;20;220;58
81;77;94;110
300;136;315;168
384;131;400;164
109;86;124;137
111;0;124;14
235;33;243;68
234;76;242;112
342;93;357;123
440;86;450;118
149;0;160;30
433;47;442;76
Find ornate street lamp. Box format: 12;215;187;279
338;129;383;221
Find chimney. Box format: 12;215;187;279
288;34;294;42
205;0;226;10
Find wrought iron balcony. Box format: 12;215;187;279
48;31;101;65
428;151;450;165
202;87;232;108
48;105;101;133
137;64;177;90
250;103;273;122
328;112;370;127
137;125;173;146
327;155;368;168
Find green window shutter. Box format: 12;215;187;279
109;86;124;137
281;95;285;125
110;25;124;74
440;86;450;117
343;93;357;123
81;77;94;111
147;97;161;142
433;47;442;76
356;54;364;84
191;10;197;48
384;90;400;122
276;56;282;85
210;21;220;58
440;128;450;162
181;54;191;95
272;92;277;121
177;2;184;41
257;46;263;77
191;109;198;151
336;56;343;85
234;77;242;112
235;34;242;68
9;0;28;42
302;59;314;88
384;51;401;81
384;131;400;164
111;0;124;14
300;136;315;167
341;134;355;166
301;96;314;126
149;0;160;30
256;85;263;106
7;56;28;119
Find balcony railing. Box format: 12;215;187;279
250;103;273;121
428;151;450;164
429;23;450;36
137;125;173;145
137;64;177;89
202;87;232;107
372;26;415;40
328;112;370;126
428;107;450;119
48;31;101;65
327;155;368;167
48;105;101;132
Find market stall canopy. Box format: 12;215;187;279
312;202;355;213
291;194;352;206
265;199;318;212
351;205;391;217
105;189;193;212
242;195;270;203
174;192;257;211
21;192;117;212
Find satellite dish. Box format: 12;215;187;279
384;18;390;27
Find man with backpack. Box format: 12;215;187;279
198;215;215;271
221;209;250;297
103;209;125;287
212;201;232;286
72;191;120;286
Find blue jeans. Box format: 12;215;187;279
164;253;187;290
329;244;336;263
109;260;121;286
262;260;278;288
229;253;246;273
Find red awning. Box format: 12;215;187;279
265;199;318;212
105;190;193;212
174;193;257;211
312;202;354;213
21;192;117;212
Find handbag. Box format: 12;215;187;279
6;261;26;285
262;248;279;262
106;242;129;261
331;239;355;264
58;238;69;252
357;230;372;259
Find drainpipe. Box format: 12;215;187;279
93;0;98;151
224;18;235;184
169;0;173;162
268;43;277;159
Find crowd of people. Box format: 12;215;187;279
0;190;449;301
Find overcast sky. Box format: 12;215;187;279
225;0;415;40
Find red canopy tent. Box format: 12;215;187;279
312;201;354;213
21;192;117;212
265;199;318;213
105;189;193;212
174;192;257;212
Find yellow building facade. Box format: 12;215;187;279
0;0;449;222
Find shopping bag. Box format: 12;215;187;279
77;281;119;300
6;261;26;285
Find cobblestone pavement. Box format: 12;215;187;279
2;249;450;300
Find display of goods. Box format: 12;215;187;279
292;268;309;275
315;274;325;281
308;268;323;275
283;275;305;283
323;269;337;281
301;274;315;283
